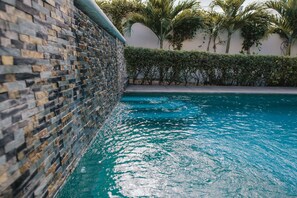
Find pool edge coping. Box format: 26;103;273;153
125;85;297;95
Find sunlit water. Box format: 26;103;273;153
57;93;297;198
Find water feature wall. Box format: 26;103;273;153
0;0;126;197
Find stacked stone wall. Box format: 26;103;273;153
0;0;126;197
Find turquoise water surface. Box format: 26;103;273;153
57;93;297;197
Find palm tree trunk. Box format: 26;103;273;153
247;48;251;55
207;35;212;52
160;20;163;49
286;40;292;56
225;31;232;54
160;38;163;49
213;36;217;53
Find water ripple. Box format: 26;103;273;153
58;94;297;198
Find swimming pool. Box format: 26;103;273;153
57;93;297;197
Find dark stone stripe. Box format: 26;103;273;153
15;73;40;81
1;104;28;120
0;93;8;102
16;1;39;15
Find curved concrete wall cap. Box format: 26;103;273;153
74;0;126;43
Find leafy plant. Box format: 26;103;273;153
124;0;203;49
211;0;264;54
96;0;143;34
125;46;297;86
266;0;297;56
241;12;270;54
202;9;225;52
167;10;203;50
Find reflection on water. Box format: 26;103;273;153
58;93;297;198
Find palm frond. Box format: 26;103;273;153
124;13;151;36
265;0;297;40
171;0;198;18
124;0;202;49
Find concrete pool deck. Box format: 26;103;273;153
125;85;297;95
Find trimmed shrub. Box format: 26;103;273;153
124;47;297;86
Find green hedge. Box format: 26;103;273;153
124;47;297;86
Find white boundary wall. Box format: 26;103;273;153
125;23;297;56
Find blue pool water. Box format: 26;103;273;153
57;93;297;197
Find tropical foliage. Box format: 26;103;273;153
240;12;270;54
97;0;297;56
167;10;203;50
96;0;143;34
124;0;203;49
211;0;264;53
202;10;224;52
265;0;297;56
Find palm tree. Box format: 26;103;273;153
167;10;203;50
266;0;297;56
202;10;224;52
96;0;143;34
240;12;270;54
211;0;263;53
124;0;202;49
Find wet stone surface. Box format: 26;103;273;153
0;1;126;197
